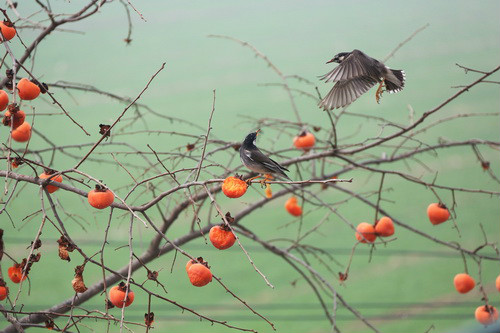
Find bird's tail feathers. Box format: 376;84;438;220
386;69;405;93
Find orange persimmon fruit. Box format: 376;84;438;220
427;202;450;225
293;131;316;151
186;259;196;273
186;257;207;273
11;121;31;142
285;196;302;216
453;273;475;294
0;21;16;41
8;265;27;283
187;261;213;287
0;90;8;111
265;183;272;198
355;222;377;243
17;78;40;100
109;282;134;308
39;170;63;193
496;275;500;292
0;285;8;300
221;176;247;198
3;109;25;129
209;225;236;250
475;305;498;326
374;216;395;237
87;185;114;209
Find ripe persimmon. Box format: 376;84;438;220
0;90;8;111
11;121;31;142
0;21;16;41
222;176;247;198
87;185;114;209
209;225;236;250
109;282;134;308
186;257;206;273
495;274;500;292
427;203;450;225
3;109;25;129
374;216;394;237
475;305;498;326
39;170;63;193
187;262;212;287
0;285;8;300
355;223;377;243
293;131;316;151
453;273;475;294
17;78;40;100
285;196;302;216
8;265;27;283
265;183;272;198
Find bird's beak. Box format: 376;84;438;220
326;58;335;64
255;129;261;135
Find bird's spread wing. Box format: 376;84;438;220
318;76;378;110
319;50;370;83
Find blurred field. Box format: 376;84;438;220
1;1;499;333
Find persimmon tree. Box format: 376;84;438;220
0;2;499;333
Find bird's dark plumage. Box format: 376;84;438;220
318;49;405;110
239;132;291;180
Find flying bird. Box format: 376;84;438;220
318;49;405;110
239;130;291;181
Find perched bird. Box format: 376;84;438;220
318;49;405;110
240;130;291;181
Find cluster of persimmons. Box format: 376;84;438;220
216;129;498;327
0;19;124;309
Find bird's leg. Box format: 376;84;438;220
259;174;274;188
375;79;385;104
246;175;263;185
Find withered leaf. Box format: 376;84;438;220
45;320;55;330
57;236;75;262
99;124;111;137
147;270;159;281
145;312;155;326
72;265;88;293
225;212;235;224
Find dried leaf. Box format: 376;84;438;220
57;236;75;261
72;265;88;293
106;299;115;310
99;124;111;137
71;275;87;293
338;272;348;282
45;320;55;330
29;239;42;250
147;270;159;281
145;312;155;326
224;212;235;224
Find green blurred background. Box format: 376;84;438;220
1;0;499;332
